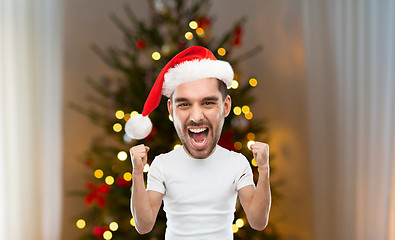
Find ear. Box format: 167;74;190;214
167;99;173;119
223;95;232;117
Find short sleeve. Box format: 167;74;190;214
235;154;255;191
146;156;166;194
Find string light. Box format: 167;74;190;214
235;218;245;228
185;32;193;40
109;222;119;231
249;78;258;87
242;105;250;114
152;52;161;60
233;106;242;115
231;80;239;89
143;164;150;173
130;218;135;226
105;176;115;185
196;27;204;35
169;114;174;122
113;123;122;132
117;151;127;161
103;230;112;240
115;110;124;119
234;142;242;150
245;112;253;120
94;169;104;179
124;113;131;121
123;172;132;181
130;111;139;117
217;47;226;56
247;132;255;141
76;219;86;229
189;21;198;29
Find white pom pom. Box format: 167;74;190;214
125;114;152;140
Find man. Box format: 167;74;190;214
126;46;271;239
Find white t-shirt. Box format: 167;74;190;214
147;145;255;240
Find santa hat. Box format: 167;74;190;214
125;46;234;140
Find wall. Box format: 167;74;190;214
62;1;313;239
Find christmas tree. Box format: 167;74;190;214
71;1;281;239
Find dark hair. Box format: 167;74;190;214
169;79;229;101
217;79;228;100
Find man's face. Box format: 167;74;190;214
168;78;231;159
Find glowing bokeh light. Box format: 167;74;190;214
231;80;239;89
247;132;255;141
234;142;242;150
233;106;242;116
117;151;127;161
249;78;258;87
217;47;226;56
76;219;86;229
113;123;122;132
247;141;256;150
103;230;112;240
242;105;250;114
251;158;257;167
189;21;198;29
152;52;161;60
123;172;132;181
143;163;150;173
115;110;124;119
196;27;204;35
235;218;244;228
105;176;115;185
232;224;239;233
245;112;253;120
94;169;104;179
185;32;193;40
109;222;119;231
130;218;135;226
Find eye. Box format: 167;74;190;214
203;102;215;106
177;103;190;108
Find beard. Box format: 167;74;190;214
175;117;224;159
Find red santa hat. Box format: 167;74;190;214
125;46;234;140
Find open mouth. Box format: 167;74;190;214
188;127;209;149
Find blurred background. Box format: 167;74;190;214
1;0;394;240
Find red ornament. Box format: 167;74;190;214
85;182;110;208
144;126;158;141
218;130;236;151
135;40;146;49
84;158;94;167
93;226;109;237
196;17;211;29
116;176;131;187
232;25;243;46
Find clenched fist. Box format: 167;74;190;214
129;144;150;174
250;142;269;170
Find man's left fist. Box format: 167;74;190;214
250;142;269;169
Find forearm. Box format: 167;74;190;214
246;167;271;230
131;172;155;234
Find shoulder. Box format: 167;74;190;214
151;146;183;165
216;146;249;164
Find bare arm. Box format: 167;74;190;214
130;144;163;234
238;142;271;231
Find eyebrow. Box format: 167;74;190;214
174;96;219;103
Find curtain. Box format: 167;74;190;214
0;0;63;239
303;1;395;240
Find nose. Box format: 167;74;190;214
189;105;204;123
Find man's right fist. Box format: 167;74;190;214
129;144;150;173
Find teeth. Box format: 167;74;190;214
189;128;207;133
